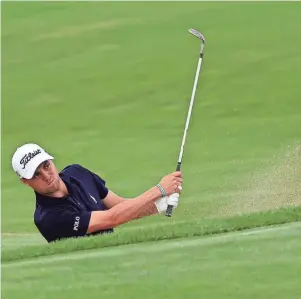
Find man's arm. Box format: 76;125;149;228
87;186;161;233
102;191;127;208
102;190;159;218
87;171;182;233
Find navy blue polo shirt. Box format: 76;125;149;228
34;164;114;243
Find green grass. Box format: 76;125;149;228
1;1;301;298
2;206;301;263
3;222;301;299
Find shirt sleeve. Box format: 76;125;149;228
91;172;109;199
40;209;92;242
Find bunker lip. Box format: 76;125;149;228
3;221;301;268
2;206;301;264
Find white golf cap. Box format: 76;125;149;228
12;143;54;179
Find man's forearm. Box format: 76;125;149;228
133;202;159;219
110;187;161;224
103;190;159;218
88;186;162;232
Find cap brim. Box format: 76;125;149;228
22;153;54;179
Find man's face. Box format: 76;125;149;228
21;160;61;195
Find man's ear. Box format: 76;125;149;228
20;178;29;186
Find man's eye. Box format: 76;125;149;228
44;162;50;169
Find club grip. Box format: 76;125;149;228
165;205;173;217
165;162;182;217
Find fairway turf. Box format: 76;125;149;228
3;223;301;299
1;1;301;299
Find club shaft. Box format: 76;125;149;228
177;54;203;165
165;52;204;217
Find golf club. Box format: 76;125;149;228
165;28;206;217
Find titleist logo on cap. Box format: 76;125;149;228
20;149;41;169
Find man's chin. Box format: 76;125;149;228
46;181;60;193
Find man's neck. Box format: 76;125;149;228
43;179;69;198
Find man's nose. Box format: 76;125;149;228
39;169;51;181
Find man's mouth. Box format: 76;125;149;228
47;180;55;186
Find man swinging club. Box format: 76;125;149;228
11;143;183;243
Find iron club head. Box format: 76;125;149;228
189;29;206;44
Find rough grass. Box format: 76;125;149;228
3;206;301;263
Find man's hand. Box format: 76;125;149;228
158;171;182;196
154;191;181;214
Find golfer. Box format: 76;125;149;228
12;143;182;243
